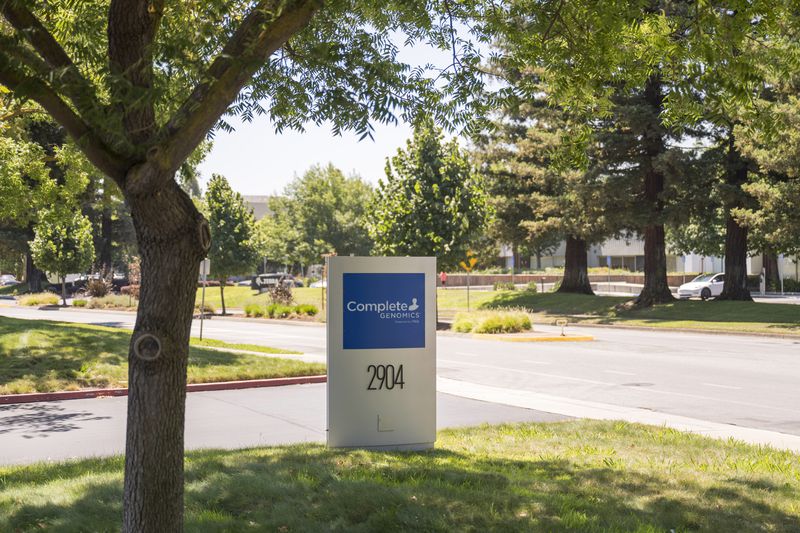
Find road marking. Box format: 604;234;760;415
604;370;635;376
523;360;552;365
702;382;742;390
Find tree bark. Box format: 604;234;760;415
763;252;780;292
60;275;66;306
219;279;226;316
718;135;752;301
122;173;208;533
558;236;594;294
25;249;46;292
634;72;674;307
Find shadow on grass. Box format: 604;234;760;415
2;444;798;531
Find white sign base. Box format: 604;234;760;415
326;256;436;449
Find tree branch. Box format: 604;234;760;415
1;2;108;124
158;0;321;175
0;59;129;183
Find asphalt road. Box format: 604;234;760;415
2;305;800;437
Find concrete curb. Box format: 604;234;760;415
0;375;327;405
558;321;800;340
472;333;594;342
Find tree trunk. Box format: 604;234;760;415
122;176;208;533
634;72;674;307
536;251;542;270
763;252;780;292
558;236;594;294
25;250;45;292
60;275;66;306
219;279;226;316
718;135;752;301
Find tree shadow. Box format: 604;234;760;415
3;444;798;531
0;403;112;437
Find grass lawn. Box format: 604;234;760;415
1;420;799;531
482;292;800;335
0;316;323;395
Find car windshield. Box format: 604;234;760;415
692;274;716;282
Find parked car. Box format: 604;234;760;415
0;274;18;286
309;279;327;288
677;273;725;300
251;273;303;292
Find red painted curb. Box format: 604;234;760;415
0;375;327;405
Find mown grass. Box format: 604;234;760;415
1;420;799;531
482;292;800;335
0;316;322;394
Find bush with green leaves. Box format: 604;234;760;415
452;311;532;334
72;299;88;307
294;304;319;316
244;304;265;318
195;302;216;315
493;281;516;291
782;278;800;292
267;303;294;319
526;282;539;293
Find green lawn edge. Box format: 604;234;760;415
1;420;798;531
0;316;321;395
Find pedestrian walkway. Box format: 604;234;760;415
0;384;567;466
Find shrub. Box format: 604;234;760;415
18;293;59;306
267;303;293;318
86;278;112;298
452;310;532;334
294;304;319;316
121;285;140;299
87;295;137;309
782;278;800;292
267;283;293;305
72;299;88;307
194;301;216;314
550;280;562;292
198;280;221;287
526;281;538;293
244;303;265;317
493;281;516;291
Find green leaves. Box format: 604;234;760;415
206;174;258;279
29;206;95;278
367;118;490;268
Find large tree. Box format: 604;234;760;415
0;2;489;529
368;118;491;269
206;174;258;315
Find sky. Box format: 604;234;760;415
197;116;414;196
196;27;476;197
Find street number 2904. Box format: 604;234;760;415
367;364;405;390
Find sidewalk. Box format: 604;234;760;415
0;384;567;466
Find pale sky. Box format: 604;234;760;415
197;117;414;196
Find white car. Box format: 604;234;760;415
677;273;725;300
0;274;18;286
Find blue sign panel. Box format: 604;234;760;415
343;273;425;349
